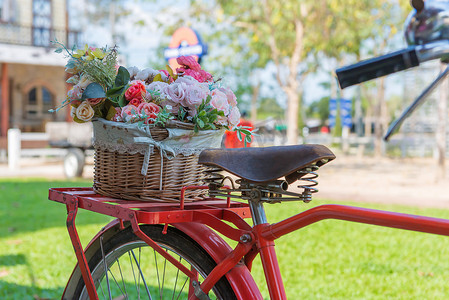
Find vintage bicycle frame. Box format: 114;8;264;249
49;186;449;300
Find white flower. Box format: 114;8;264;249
75;102;94;122
127;66;140;79
136;68;159;82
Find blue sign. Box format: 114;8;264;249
329;98;352;128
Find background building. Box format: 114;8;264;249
0;0;82;149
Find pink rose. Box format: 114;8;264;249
165;82;187;104
182;84;209;108
177;56;202;71
121;105;140;123
210;89;230;115
125;81;146;102
175;76;197;85
161;99;180;114
146;81;169;100
227;106;241;129
137;102;161;121
219;87;237;107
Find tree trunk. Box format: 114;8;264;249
436;62;448;181
250;82;260;124
285;87;299;145
374;77;386;157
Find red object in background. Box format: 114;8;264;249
225;119;254;148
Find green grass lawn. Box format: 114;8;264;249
1;178;449;299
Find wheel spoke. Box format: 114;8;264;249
175;277;189;300
131;249;152;299
171;256;182;300
77;227;232;300
153;249;162;299
98;278;106;299
100;236;113;300
128;251;140;299
115;258;129;299
161;251;167;298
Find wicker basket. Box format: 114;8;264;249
92;118;223;202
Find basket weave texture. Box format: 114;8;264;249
92;119;223;202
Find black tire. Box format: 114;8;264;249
63;148;85;178
72;225;237;299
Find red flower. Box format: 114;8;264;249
129;98;143;107
125;81;146;102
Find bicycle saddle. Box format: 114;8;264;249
199;144;335;183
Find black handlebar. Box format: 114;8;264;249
336;47;420;89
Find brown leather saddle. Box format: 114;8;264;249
199;144;335;184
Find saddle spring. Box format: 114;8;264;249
203;163;321;203
203;166;236;189
296;165;319;203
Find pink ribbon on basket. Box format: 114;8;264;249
133;137;176;190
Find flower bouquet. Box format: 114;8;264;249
54;42;251;202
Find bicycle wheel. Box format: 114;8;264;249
72;224;236;299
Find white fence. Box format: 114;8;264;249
6;128;68;169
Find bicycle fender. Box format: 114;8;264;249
62;220;263;300
173;222;263;300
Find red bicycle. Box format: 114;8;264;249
49;1;449;299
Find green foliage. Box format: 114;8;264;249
105;66;131;107
153;107;174;128
79;48;118;88
234;125;254;146
192;96;222;132
82;83;106;99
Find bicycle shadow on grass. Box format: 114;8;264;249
0;179;112;239
0;253;63;299
0;280;63;300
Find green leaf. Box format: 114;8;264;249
106;86;125;98
115;66;130;87
237;131;243;141
117;94;127;107
82;83;106;99
105;104;118;120
197;119;205;128
54;48;63;53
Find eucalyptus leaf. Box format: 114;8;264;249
82;83;106;99
54;48;63;53
115;66;130;87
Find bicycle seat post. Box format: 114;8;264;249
249;201;268;225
